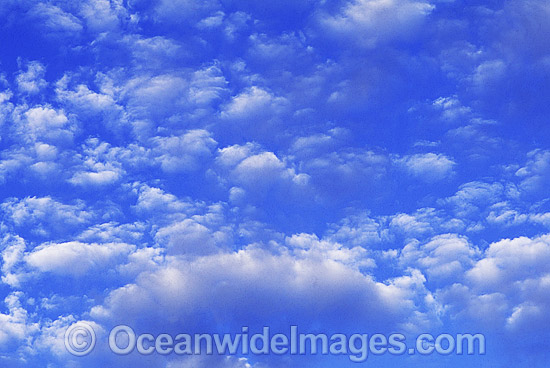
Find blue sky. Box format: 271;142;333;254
1;0;550;366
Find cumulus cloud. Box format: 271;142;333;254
17;106;75;145
319;0;434;48
515;149;550;194
1;196;93;237
0;292;38;348
68;138;126;187
15;61;47;95
91;247;433;333
1;235;27;287
467;235;550;290
220;87;288;121
400;234;480;281
152;130;217;173
155;218;231;256
25;241;135;277
28;3;83;35
394;153;455;182
216;144;309;194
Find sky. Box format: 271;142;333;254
0;0;550;367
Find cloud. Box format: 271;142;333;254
319;0;435;48
80;0;125;33
154;0;221;24
133;184;195;216
515;149;550;194
467;235;550;290
439;181;505;219
25;241;135;277
91;247;433;334
0;292;38;348
216;144;309;195
220;87;288;121
28;3;83;35
15;61;47;95
285;233;374;268
399;234;480;281
155;218;231;256
152;130;217;173
2;0;550;366
1;196;93;238
0;235;27;287
68;138;126;187
18;106;75;145
394;153;455;182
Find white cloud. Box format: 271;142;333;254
432;96;472;122
122;73;189;122
471;59;506;88
19;106;74;145
400;234;480;280
394;153;455;182
152;130;217;173
221;86;288;121
154;0;220;23
299;149;389;196
55;77;125;125
232;151;309;189
516;149;550;194
68;138;126;187
91;248;433;332
133;184;194;216
28;3;83;35
123;35;184;70
390;213;433;236
0;235;27;287
467;235;550;290
80;0;124;33
16;61;47;95
1;196;93;237
320;0;434;48
440;181;505;218
286;233;374;268
77;221;147;244
188;64;228;106
326;212;387;247
25;241;136;277
69;169;120;186
216;144;309;195
0;292;38;348
155;218;231;256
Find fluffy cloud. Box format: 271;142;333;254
91;247;433;334
1;196;93;237
400;234;480;281
0;292;39;348
15;61;47;95
155;218;232;256
319;0;434;48
467;235;550;290
152;130;217;173
18;106;75;145
25;241;135;277
216;144;309;195
394;153;455;182
515;149;550;194
28;2;83;35
221;87;288;121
